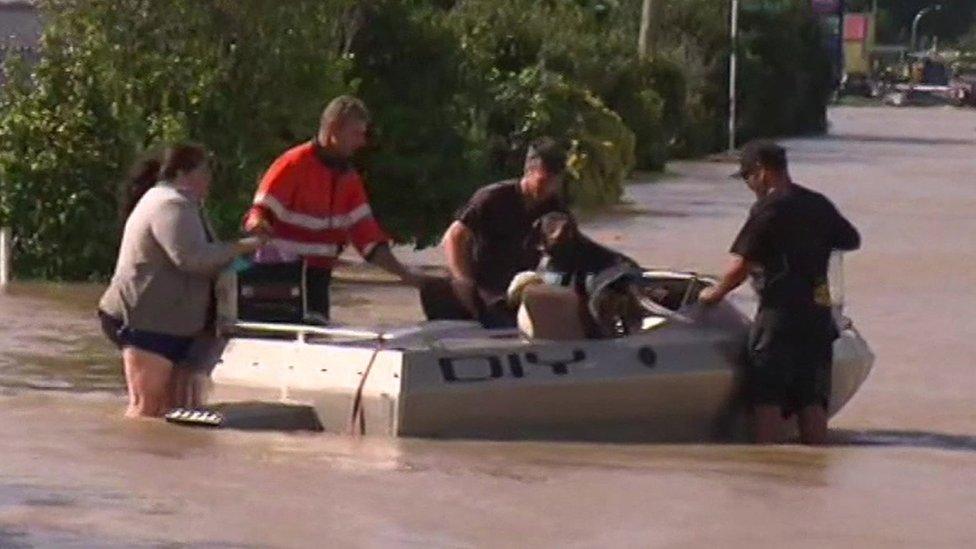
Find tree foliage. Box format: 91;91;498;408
0;0;834;280
0;0;355;279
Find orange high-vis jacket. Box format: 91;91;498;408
244;142;389;269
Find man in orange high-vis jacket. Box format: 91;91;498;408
243;95;425;320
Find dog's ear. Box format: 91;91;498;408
525;217;545;251
563;214;579;234
560;216;581;244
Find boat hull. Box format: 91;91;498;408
206;316;873;441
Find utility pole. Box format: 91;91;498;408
0;227;10;289
638;0;656;60
728;0;739;154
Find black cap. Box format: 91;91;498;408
731;140;787;178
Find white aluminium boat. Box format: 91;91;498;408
195;269;874;441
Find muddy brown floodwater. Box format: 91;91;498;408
1;106;974;548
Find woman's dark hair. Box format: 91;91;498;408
159;143;209;181
123;151;162;219
122;143;210;220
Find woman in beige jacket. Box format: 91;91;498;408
99;144;263;418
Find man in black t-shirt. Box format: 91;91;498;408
421;137;568;327
699;140;860;445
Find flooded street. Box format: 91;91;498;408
1;106;975;547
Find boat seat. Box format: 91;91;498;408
516;284;587;341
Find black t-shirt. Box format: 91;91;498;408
731;183;860;312
458;180;566;296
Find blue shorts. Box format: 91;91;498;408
98;310;194;365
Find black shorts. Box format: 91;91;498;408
747;308;834;413
419;277;516;328
305;266;332;320
98;310;194;365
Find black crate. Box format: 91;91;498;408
237;261;305;323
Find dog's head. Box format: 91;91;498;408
530;212;580;261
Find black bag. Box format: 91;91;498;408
236;261;306;323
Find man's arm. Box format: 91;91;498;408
831;209;861;251
340;176;425;287
442;220;475;282
699;254;751;305
701;205;772;305
243;154;298;236
366;243;425;287
153;199;263;276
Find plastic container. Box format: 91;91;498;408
828;251;845;309
828;251;852;330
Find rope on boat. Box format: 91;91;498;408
348;333;385;436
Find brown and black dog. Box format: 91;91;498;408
527;212;649;337
531;212;638;274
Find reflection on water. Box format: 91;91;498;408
0;281;973;546
0;281;419;395
0;389;973;547
2;278;972;546
0;350;121;393
0;283;124;394
831;429;976;453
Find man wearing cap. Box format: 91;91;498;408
699;140;861;445
423;137;569;327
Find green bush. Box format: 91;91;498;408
736;1;833;140
438;0;654;175
0;0;227;279
597;59;685;170
484;66;635;208
0;0;356;279
0;0;835;280
342;1;481;246
642;0;767;155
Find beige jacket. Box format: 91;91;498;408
99;183;239;336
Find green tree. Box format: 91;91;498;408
0;0;360;279
737;1;833;140
341;1;481;245
0;0;835;280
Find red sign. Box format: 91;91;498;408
844;14;869;41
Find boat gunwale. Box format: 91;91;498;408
221;270;717;346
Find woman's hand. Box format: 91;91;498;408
235;236;265;255
243;211;274;236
